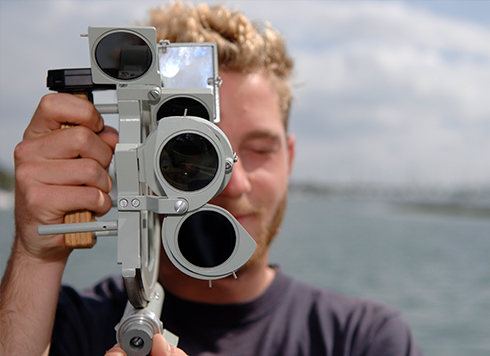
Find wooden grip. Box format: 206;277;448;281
63;210;96;248
61;92;96;249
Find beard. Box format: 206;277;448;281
238;191;288;272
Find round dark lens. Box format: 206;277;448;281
160;133;218;191
157;97;209;121
95;32;152;80
130;337;144;351
178;211;236;268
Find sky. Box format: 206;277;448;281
1;0;490;188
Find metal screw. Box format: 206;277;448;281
207;77;223;87
216;76;223;87
225;158;234;173
119;199;128;208
148;89;161;101
174;200;188;213
131;199;140;208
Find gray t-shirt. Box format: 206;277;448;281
50;268;423;356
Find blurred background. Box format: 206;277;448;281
1;1;490;355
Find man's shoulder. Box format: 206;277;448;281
275;270;423;355
279;270;399;320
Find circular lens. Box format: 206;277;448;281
130;337;144;351
159;133;218;192
178;211;236;268
157;97;209;121
95;32;152;80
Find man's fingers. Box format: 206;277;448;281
105;344;126;356
20;185;113;224
25;93;104;139
20;126;115;166
152;334;170;355
46;185;113;219
15;127;116;171
152;334;187;356
16;159;113;194
98;125;119;151
103;335;187;356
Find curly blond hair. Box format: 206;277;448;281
147;2;294;129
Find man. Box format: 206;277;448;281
0;3;423;356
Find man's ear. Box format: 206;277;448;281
286;134;295;175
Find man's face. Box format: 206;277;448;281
209;70;295;268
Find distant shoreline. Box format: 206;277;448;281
3;182;490;215
289;181;490;197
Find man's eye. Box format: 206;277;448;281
244;144;276;155
249;146;272;154
243;138;280;155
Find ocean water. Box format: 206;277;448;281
1;192;490;356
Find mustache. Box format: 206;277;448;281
210;199;263;218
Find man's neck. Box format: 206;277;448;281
159;252;276;304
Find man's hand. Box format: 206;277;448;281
13;92;118;261
105;334;187;356
0;92;118;356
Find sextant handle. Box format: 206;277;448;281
60;93;97;249
47;68;115;248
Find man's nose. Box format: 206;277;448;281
219;157;252;198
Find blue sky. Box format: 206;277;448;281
1;0;490;187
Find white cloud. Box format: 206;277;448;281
282;2;490;185
1;0;490;186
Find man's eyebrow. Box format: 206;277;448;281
242;130;283;141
